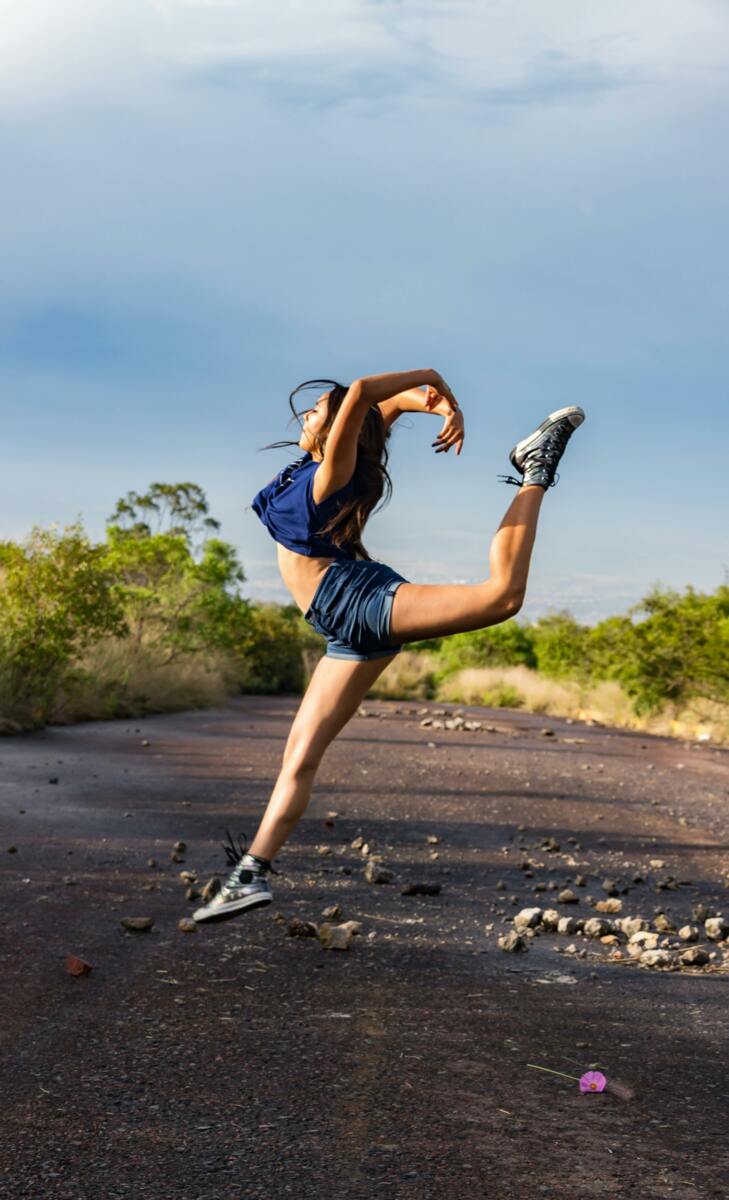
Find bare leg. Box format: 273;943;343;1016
389;484;545;643
249;652;397;863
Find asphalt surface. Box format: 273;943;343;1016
1;697;728;1200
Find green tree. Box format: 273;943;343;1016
0;525;126;727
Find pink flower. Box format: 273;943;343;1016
580;1070;606;1094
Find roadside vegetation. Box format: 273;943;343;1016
1;483;727;742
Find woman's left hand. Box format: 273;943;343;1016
432;404;465;455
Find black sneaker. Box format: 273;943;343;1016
499;406;585;490
192;831;277;924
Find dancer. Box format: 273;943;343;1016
193;369;584;923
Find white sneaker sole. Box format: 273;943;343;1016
510;405;585;468
192;891;272;924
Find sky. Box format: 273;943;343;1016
2;0;728;622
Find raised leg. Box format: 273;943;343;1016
389;483;545;643
249;651;397;863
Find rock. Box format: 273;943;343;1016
498;931;527;952
540;728;556;737
654;914;676;933
627;931;659;957
678;924;699;943
692;902;709;923
401;882;441;896
574;874;587;887
705;917;729;941
419;717;433;726
179;870;197;885
364;860;394;885
350;836;365;850
495;880;507;891
7;846;18;854
533;882;547;893
178;918;197;933
120;916;154;932
583;917;616;939
317;845;333;856
595;898;622;914
147;858;158;868
557;916;581;935
173;841;187;854
322;904;341;919
541;909;561;931
680;946;710;967
426;835;440;845
649;859;667;869
201;878;220;903
541;837;560;852
601;878;619;896
339;921;362;936
557;889;579;904
141;739;150;747
640;949;675;968
65;954;92;976
185;886;202;902
618;916;648;936
514;907;543;931
288;918;319;939
319;923;354;951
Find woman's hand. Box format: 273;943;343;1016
432;403;465;455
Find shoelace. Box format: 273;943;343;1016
221;829;281;876
497;472;560;488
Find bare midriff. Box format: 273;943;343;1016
276;543;338;614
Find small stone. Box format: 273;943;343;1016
317;845;333;856
172;841;186;853
201;878;220;903
65;954;92;976
178;918;197;933
595;898;622;914
680;946;710;967
495;880;507;891
63;876;76;885
319;923;354;951
498;931;527;952
120;916;154;932
541;837;560;853
401;882;441;896
48;777;59;785
322;904;341;919
364;860;394;885
557;889;578;904
692;902;709;923
601;878;619;896
147;858;158;869
583;917;616;938
185;886;202;902
426;835;440;845
678;924;699;943
540;728;556;737
649;859;667;869
654;914;676;933
179;870;197;885
514;907;543;931
640;949;675;968
705;917;729;941
288;918;319;938
557;916;580;935
533;882;547;893
574;875;587;887
618;917;649;936
541;909;561;931
350;836;364;850
7;846;17;854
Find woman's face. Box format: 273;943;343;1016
298;391;330;456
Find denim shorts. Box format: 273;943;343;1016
304;559;408;661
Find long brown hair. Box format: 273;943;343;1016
261;379;392;561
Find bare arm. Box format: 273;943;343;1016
377;386;458;432
315;370;457;494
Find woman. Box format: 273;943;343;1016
193;369;584;923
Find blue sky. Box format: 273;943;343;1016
2;0;728;622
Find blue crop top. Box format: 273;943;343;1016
251;452;356;559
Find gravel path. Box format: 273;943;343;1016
1;698;728;1199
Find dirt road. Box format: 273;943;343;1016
1;697;728;1199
